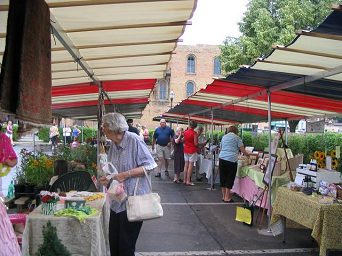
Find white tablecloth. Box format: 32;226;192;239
22;193;110;256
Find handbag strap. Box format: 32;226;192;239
133;167;152;195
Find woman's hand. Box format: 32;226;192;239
99;176;109;186
114;172;128;183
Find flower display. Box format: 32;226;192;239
18;149;54;186
40;191;60;203
314;150;340;171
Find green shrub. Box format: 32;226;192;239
240;131;342;164
38;127;98;143
38;127;50;142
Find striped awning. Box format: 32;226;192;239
162;6;342;124
0;0;197;119
164;80;342;124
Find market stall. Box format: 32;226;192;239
272;187;342;256
22;192;109;256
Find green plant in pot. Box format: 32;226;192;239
57;144;97;176
14;167;26;198
19;149;54;193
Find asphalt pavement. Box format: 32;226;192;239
135;164;319;256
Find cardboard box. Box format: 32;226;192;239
288;154;303;172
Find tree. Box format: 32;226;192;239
36;221;71;256
220;0;339;73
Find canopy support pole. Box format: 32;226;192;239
258;90;273;236
284;119;288;145
208;107;215;191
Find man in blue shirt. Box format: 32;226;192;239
152;119;174;177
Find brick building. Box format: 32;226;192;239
138;44;222;129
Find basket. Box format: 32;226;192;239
41;202;57;215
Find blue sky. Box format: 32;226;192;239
180;0;249;45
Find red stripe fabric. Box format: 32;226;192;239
52;98;148;109
52;79;156;97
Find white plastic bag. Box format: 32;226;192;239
104;162;127;203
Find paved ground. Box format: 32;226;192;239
1;142;320;256
135;164;319;256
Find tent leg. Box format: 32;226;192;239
207;108;216;191
284;119;288;145
258;90;273;236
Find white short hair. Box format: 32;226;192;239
102;113;129;133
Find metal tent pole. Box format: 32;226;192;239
210;108;215;190
81;120;84;143
258;90;273;236
285;119;288;145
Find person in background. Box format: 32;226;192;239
63;126;72;144
126;119;139;135
219;125;250;203
0;123;18;197
141;125;150;144
195;126;208;181
183;121;198;186
152;119;174;178
99;112;157;256
70;137;80;149
5;121;14;146
72;125;81;140
172;127;184;183
49;123;59;149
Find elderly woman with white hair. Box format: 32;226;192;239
99;113;157;256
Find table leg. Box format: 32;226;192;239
282;216;286;243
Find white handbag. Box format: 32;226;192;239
126;169;163;222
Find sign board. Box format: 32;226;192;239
306;120;325;133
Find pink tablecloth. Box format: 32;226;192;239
232;176;269;209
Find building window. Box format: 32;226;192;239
214;56;221;75
159;80;167;100
186;81;195;97
187;54;196;74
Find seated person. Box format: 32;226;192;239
70;138;80;149
49;160;68;186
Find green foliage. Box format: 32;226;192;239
220;0;338;73
241;131;342;164
36;221;71;256
18;149;54;187
56;145;97;175
38;127;97;143
38;127;50;142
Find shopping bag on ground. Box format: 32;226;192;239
235;205;254;226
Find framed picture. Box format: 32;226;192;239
262;154;278;186
256;158;264;166
249;153;258;165
257;152;264;161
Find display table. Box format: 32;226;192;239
272;187;342;256
232;166;292;209
22;193;110;256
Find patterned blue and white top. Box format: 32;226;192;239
107;131;157;213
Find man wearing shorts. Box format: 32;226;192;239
152;119;174;178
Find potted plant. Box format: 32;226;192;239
14;167;26;198
17;149;54;196
40;191;59;215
